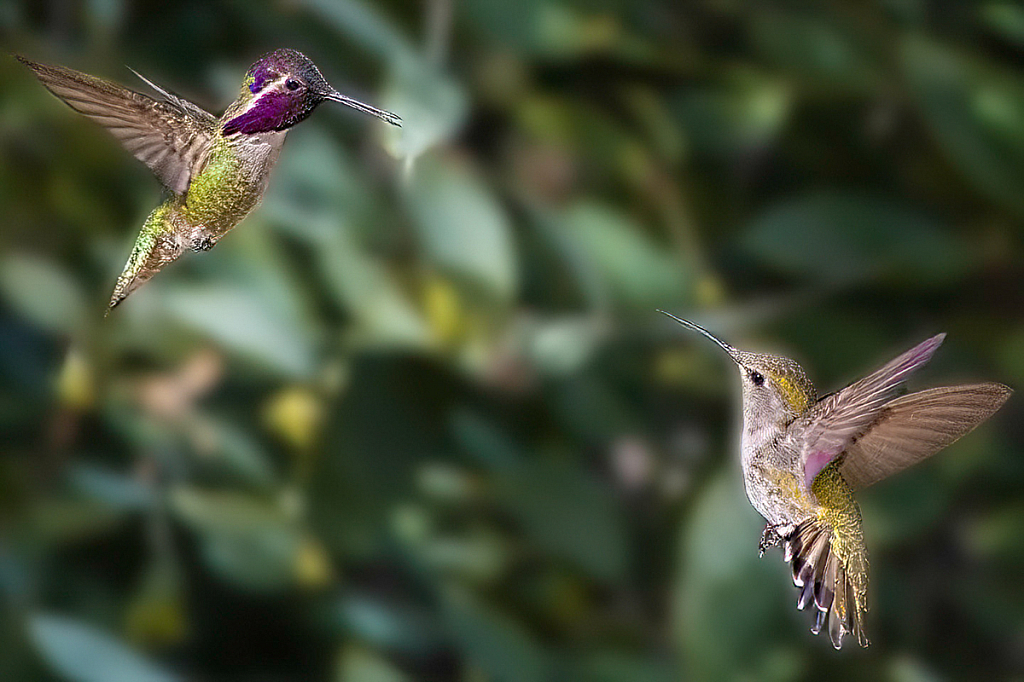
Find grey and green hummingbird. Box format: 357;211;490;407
660;312;1011;649
17;49;401;311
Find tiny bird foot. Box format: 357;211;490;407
759;523;784;557
190;235;215;252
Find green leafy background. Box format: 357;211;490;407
1;1;1023;680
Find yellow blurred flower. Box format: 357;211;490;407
294;534;333;589
124;566;187;647
56;346;94;410
263;386;324;451
423;274;465;348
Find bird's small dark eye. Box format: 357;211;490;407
749;370;765;386
285;78;301;91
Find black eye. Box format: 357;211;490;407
748;370;765;386
285;78;301;91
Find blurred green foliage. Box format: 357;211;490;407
1;1;1023;680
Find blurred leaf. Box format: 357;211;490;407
0;255;86;335
535;6;629;58
888;656;943;682
161;284;315;378
384;57;468;162
524;315;608;375
28;498;126;547
575;651;679;682
416;462;480;502
496;459;628;583
263;127;374;245
337;594;442;656
451;408;523;471
169;487;301;591
86;0;126;33
201;418;278;489
316;228;431;348
298;0;469;160
301;0;415;61
749;11;881;91
29;613;178;682
981;3;1024;46
902;35;1024;217
561;201;689;308
671;76;792;156
308;356;439;557
442;588;552;682
461;0;550;53
337;644;409;682
418;531;508;582
68;464;155;512
673;471;800;681
404;154;517;301
198;532;300;592
465;1;638;59
169;486;293;534
261;128;430;347
742;192;968;283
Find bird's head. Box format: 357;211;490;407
659;311;815;428
223;48;400;136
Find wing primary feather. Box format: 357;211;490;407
127;66;217;125
840;383;1012;489
17;55;215;194
797;334;948;491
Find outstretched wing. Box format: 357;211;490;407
792;334;946;491
839;383;1011;490
17;56;217;195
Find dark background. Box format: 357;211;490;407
1;1;1023;680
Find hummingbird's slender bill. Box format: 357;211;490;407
17;50;401;312
660;311;1011;649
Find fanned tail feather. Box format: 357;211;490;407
783;518;869;649
106;202;183;314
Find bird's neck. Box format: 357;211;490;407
741;417;784;459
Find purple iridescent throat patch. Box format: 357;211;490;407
223;91;293;136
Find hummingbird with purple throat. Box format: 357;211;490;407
17;49;401;312
660;311;1011;649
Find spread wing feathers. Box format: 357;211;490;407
794;334;946;491
839;383;1012;490
784;519;868;649
127;67;218;126
17;56;216;195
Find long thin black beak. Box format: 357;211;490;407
324;89;402;127
657;310;741;364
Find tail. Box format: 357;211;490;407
783;517;869;649
107;204;183;314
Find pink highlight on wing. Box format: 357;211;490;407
887;333;945;384
805;450;833;490
801;332;946;492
